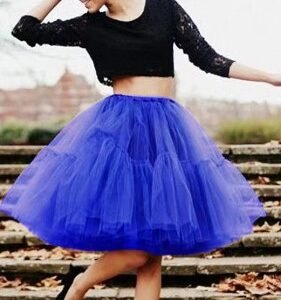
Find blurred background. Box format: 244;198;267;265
0;0;280;145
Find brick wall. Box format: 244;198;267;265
0;68;103;123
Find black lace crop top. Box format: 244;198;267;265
11;0;236;86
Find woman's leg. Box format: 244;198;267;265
65;249;151;300
135;255;162;300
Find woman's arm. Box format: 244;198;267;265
229;62;281;86
171;0;281;87
11;0;90;48
171;0;235;78
24;0;61;21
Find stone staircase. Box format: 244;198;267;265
0;144;281;299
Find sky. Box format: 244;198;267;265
0;0;280;104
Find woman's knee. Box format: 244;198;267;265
123;250;151;269
137;255;162;273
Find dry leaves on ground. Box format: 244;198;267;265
215;272;281;296
0;276;21;288
0;246;102;260
252;176;272;185
0;275;65;291
0;274;107;290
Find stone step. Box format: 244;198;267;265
219;144;281;156
3;287;279;300
0;164;26;176
1;231;281;248
0;144;280;156
0;162;280;178
237;162;281;176
252;184;281;198
0;146;42;156
1;256;281;276
1;183;281;200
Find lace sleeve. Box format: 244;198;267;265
11;12;90;48
171;0;235;77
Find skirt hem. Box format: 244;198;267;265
0;203;265;256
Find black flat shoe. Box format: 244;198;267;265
56;264;85;300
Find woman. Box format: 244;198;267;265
0;0;280;299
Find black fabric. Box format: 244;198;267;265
11;0;235;86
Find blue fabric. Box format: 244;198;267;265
0;93;267;255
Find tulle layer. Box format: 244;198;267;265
0;93;267;255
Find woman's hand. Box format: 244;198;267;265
267;73;281;87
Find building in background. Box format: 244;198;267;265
0;68;103;123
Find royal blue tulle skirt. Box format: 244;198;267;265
0;93;267;255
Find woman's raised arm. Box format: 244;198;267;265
227;61;281;86
171;0;281;87
11;0;90;48
23;0;62;21
171;0;235;78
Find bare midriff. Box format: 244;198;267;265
112;75;176;99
